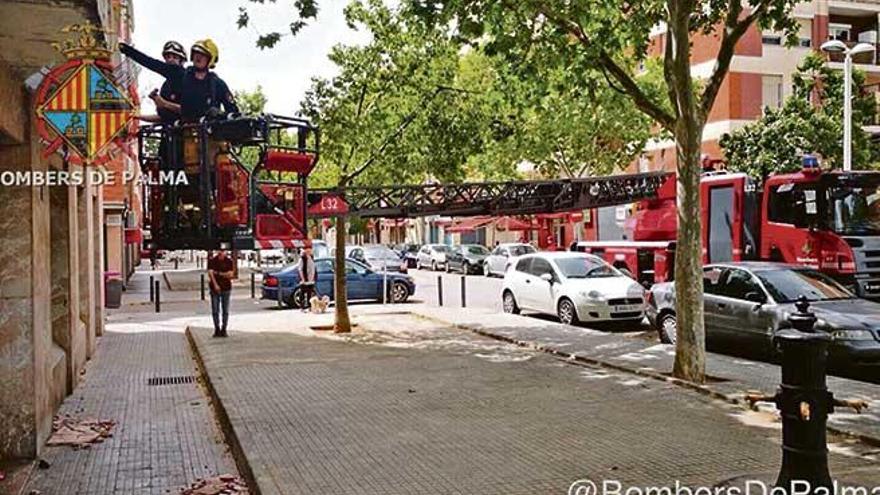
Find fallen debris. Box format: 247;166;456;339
180;474;248;494
47;416;115;448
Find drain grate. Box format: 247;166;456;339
147;375;196;386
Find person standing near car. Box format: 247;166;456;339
298;241;317;312
207;250;234;337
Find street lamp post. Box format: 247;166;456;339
821;39;875;171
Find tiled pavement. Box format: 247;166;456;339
23;272;239;495
188;316;879;495
409;306;880;444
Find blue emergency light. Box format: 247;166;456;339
802;154;820;169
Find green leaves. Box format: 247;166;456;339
721;53;879;178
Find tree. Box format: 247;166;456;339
297;0;496;332
721;53;879;178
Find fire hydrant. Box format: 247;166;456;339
745;296;868;493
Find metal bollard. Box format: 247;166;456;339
149;275;154;302
746;296;869;493
460;275;466;308
437;275;443;306
200;274;205;301
154;280;161;313
251;272;255;299
174;258;179;270
277;283;283;308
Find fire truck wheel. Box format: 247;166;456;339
389;282;409;303
658;312;677;344
502;290;520;314
557;298;579;326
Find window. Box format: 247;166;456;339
767;184;796;224
762;34;782;45
703;267;726;296
718;268;764;300
345;260;368;274
829;23;851;42
315;260;334;274
515;257;532;273
529;257;554;278
762;75;784;111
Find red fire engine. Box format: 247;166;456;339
574;158;880;299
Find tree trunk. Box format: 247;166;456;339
672;123;706;383
333;214;352;333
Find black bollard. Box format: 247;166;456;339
149;275;154;302
251;272;255;299
174;258;179;270
154;280;161;313
773;296;833;492
437;276;443;306
200;274;205;301
460;275;466;308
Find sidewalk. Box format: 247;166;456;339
22;270;240;495
409;306;880;445
186;310;879;495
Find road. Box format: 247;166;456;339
409;265;504;311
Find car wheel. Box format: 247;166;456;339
484;263;492;277
286;288;306;309
389;281;409;303
659;312;677;345
502;290;520;314
432;261;438;271
445;262;451;273
557;298;579;326
462;261;470;274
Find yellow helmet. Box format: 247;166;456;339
190;39;219;69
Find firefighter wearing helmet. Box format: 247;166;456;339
118;39;186;124
180;38;239;122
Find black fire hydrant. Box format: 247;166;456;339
746;296;868;493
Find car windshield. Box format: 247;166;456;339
755;268;854;303
826;182;880;235
312;243;330;259
466;246;489;255
554;256;619;279
432;245;451;252
365;246;400;260
509;245;536;256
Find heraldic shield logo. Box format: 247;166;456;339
35;22;134;166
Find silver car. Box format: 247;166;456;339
417;244;451;271
647;262;880;366
484;243;537;277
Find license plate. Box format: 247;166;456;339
613;304;641;313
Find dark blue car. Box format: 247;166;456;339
261;257;416;308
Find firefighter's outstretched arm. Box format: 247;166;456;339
217;78;240;115
119;42;178;79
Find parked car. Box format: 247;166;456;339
484;243;536;277
446;244;490;274
395;243;420;268
647;262;880;366
261;257;415;308
258;248;287;265
362;244;408;273
501;252;646;325
417;244;451;271
311;240;331;259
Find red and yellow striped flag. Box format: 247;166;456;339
89;111;130;156
45;66;88;111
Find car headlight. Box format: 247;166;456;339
580;290;603;300
831;329;876;341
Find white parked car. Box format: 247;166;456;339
484;243;536;277
501;252;646;325
417;244;451;271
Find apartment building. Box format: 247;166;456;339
638;0;880;171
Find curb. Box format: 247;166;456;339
185;327;263;495
413;311;880;448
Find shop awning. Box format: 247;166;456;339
445;216;494;233
495;216;535;231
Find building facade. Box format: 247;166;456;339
0;0;136;462
638;0;880;171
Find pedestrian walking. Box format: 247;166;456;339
207;250;234;337
298;241;316;312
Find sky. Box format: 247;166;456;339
131;0;371;115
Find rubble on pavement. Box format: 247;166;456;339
46;416;115;448
180;474;248;494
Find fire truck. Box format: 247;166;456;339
573;159;880;299
138;114;319;253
